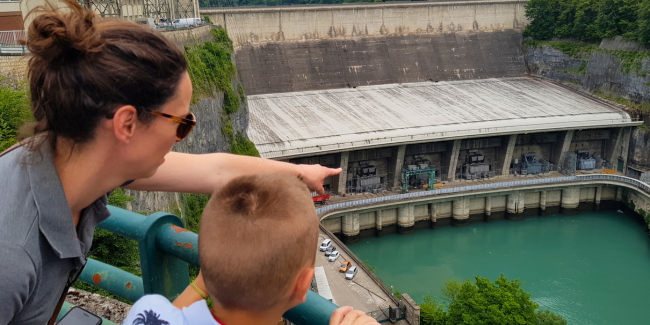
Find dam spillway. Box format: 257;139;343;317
347;210;650;325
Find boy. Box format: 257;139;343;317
122;174;378;325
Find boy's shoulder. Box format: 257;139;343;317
122;294;219;325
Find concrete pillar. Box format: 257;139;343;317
447;140;462;182
621;128;632;172
375;210;382;231
398;203;415;233
606;127;632;171
507;191;524;220
540;190;547;212
595;186;602;212
429;202;437;228
553;130;575;168
342;212;360;243
501;135;517;176
391;145;407;189
484;196;492;222
616;186;623;202
561;186;580;215
453;197;470;226
334;151;349;195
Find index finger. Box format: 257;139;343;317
330;306;353;325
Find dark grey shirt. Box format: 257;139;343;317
0;144;111;325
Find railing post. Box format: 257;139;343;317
136;212;190;300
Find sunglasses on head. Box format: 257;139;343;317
106;109;197;141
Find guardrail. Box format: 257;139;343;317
0;42;28;55
58;207;338;325
316;174;650;216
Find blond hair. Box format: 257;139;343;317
199;174;319;311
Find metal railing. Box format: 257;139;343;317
316;174;650;216
0;42;28;55
0;31;25;44
58;207;338;325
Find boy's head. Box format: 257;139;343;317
199;173;319;312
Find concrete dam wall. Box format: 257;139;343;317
202;0;529;94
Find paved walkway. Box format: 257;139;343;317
323;170;622;205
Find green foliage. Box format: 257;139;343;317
185;28;259;156
223;85;240;114
181;193;211;279
593;90;650;111
0;85;31;152
524;0;650;46
536;310;567;325
237;84;247;102
185;28;237;103
420;275;545;325
204;15;212;24
230;133;260;157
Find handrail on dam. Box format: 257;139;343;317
315;174;650;216
57;207;338;325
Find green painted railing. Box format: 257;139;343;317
58;206;337;324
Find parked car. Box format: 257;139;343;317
339;261;351;272
319;239;332;251
325;245;336;256
171;18;202;28
345;266;358;280
328;251;340;261
135;18;155;29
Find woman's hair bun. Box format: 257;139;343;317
24;0;105;62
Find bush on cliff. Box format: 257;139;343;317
524;0;650;46
0;84;31;152
420;274;566;325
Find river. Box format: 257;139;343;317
347;211;650;324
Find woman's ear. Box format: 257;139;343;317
111;106;139;143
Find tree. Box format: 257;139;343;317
420;275;566;325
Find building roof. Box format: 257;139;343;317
247;77;640;159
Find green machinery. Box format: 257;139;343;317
401;167;436;193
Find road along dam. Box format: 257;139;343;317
200;1;649;322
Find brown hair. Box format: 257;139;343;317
199;174;319;311
22;0;187;149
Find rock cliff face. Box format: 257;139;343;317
523;37;650;169
524;38;650;102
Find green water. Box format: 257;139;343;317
347;211;650;324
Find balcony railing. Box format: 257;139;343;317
57;207;338;325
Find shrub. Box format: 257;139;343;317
0;85;31;152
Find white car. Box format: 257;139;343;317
345;266;357;280
319;239;332;251
328;251;340;261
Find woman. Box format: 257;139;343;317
0;1;339;324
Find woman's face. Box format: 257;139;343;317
128;72;193;179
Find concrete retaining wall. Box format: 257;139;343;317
205;1;529;94
322;184;622;238
203;1;528;48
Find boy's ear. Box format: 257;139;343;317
289;266;315;306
